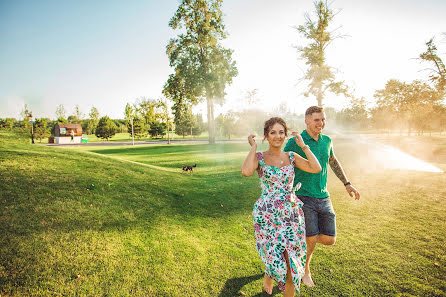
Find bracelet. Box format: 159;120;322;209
301;145;310;151
344;181;351;186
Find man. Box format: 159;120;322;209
284;106;360;287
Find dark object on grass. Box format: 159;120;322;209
182;164;197;174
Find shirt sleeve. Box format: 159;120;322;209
329;138;334;156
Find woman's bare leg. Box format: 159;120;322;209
263;273;273;295
283;250;295;297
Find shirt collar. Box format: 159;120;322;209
302;129;320;141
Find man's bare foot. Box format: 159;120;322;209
263;274;273;295
301;273;315;287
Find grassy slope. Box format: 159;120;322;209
1;130;445;296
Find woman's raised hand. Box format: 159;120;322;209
293;133;306;148
248;135;257;147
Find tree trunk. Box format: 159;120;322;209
317;91;323;107
207;96;215;144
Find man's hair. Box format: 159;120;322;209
263;117;288;140
305;106;324;117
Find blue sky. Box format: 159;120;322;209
1;0;445;120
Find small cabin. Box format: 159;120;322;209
54;123;82;144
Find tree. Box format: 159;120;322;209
419;37;446;93
95;116;117;140
128;116;147;139
337;97;369;130
192;113;205;136
173;103;195;138
296;0;350;106
55;104;67;121
164;0;238;144
148;121;167;138
83;107;99;135
373;79;443;134
158;100;173;143
34;118;50;143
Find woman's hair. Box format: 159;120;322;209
263;117;288;140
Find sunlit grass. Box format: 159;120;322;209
0;130;445;296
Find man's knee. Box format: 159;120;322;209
319;235;336;246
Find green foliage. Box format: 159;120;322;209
148;121;166;138
95;116;117;140
127;116;147;139
296;0;350;106
164;0;238;144
34;118;50;143
173;103;195;137
0;118;15;129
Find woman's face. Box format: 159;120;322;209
266;123;286;148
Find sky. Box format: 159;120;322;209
1;0;445;120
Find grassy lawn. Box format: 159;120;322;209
1;130;445;296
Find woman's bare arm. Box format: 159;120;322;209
241;135;259;177
292;135;321;173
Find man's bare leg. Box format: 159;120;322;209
302;234;336;287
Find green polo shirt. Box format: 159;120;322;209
284;130;333;198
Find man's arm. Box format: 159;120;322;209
329;154;348;184
329;154;360;200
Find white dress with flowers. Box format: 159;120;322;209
253;152;306;292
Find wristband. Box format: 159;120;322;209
301;145;310;151
344;181;351;186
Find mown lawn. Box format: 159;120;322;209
1;130;445;296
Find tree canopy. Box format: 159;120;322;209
296;0;350;106
164;0;238;144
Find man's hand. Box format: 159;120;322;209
346;184;360;200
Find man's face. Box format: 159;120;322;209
305;112;326;135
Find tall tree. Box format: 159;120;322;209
419;37;446;93
164;0;238;144
296;0;350;106
85;106;100;135
55;104;66;121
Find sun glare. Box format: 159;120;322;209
378;144;443;173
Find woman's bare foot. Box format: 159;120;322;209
301;273;315;287
263;274;274;294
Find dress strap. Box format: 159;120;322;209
256;152;265;167
288;151;295;166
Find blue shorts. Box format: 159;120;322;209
298;195;336;237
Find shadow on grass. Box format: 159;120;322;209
218;273;281;297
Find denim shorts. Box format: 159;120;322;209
298;195;336;237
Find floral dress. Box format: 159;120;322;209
253;152;306;292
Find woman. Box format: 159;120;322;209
241;117;321;296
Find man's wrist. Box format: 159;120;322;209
300;145;310;151
344;181;351;186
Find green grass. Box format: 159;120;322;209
1;129;445;296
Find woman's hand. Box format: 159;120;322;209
293;134;306;149
248;135;257;148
